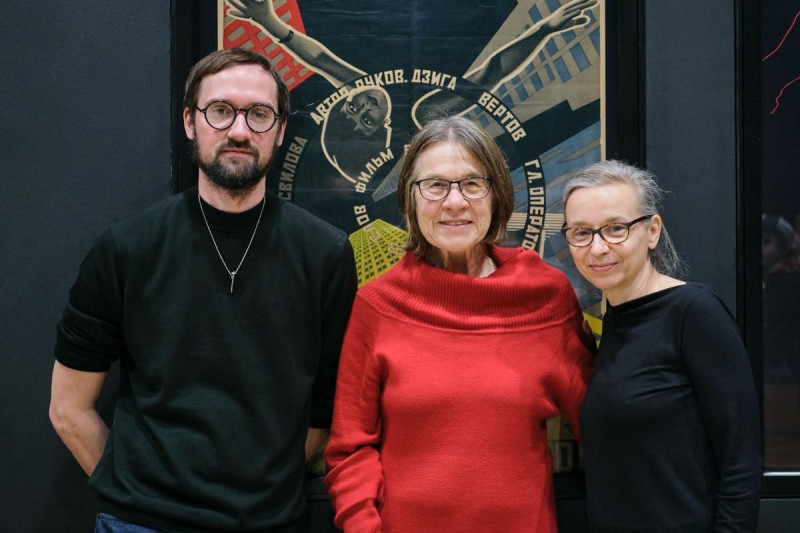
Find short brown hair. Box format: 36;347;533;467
396;116;515;264
183;48;289;125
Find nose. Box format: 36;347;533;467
351;109;366;131
587;232;609;253
441;184;468;208
227;111;252;139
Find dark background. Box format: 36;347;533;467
1;0;798;531
761;3;800;223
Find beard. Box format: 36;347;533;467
192;137;277;195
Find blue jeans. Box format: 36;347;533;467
94;513;160;533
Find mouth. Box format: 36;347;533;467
439;220;472;226
589;262;616;272
220;148;255;157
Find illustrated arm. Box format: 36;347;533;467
49;362;109;476
682;293;762;531
324;296;385;533
412;0;598;125
463;0;598;87
228;0;366;86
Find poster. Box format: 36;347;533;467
219;0;606;473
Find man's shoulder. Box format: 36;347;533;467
108;191;190;234
117;191;189;223
98;191;193;254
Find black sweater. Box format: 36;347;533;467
580;283;762;532
56;188;357;532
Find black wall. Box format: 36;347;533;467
1;1;798;531
645;0;738;309
1;2;172;531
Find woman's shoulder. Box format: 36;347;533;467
657;282;735;324
668;281;720;304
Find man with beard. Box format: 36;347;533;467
48;48;357;533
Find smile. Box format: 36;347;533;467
589;262;616;271
439;221;471;226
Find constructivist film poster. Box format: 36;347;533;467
220;0;605;473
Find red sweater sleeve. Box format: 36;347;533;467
324;296;385;533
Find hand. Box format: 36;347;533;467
227;0;277;26
543;0;599;33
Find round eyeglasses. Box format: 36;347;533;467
561;215;654;247
415;177;492;201
196;100;279;133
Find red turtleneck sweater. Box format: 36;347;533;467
325;247;593;533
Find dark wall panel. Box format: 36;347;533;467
0;2;171;530
644;0;738;311
759;499;800;532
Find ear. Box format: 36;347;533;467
183;108;195;140
647;214;663;250
275;120;286;148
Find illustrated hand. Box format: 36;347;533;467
227;0;277;27
544;0;599;33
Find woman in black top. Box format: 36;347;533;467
561;160;762;532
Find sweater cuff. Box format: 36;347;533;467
335;498;382;533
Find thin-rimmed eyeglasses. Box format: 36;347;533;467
414;177;492;201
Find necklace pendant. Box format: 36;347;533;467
198;194;265;297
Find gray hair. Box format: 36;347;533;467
563;160;686;278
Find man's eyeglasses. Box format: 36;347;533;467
415;177;492;201
561;215;654;247
196;100;279;133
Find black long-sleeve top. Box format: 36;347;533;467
55;188;357;532
580;283;762;532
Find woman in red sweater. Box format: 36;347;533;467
324;116;594;532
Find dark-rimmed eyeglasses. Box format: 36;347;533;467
196;100;279;133
414;177;492;201
561;215;654;247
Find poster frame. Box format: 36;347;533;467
169;0;647;500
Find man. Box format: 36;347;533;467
49;48;357;532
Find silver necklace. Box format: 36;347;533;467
197;193;266;294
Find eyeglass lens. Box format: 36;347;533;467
417;178;491;200
202;101;277;133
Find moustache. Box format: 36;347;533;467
217;141;259;157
